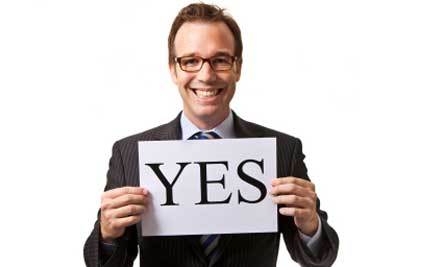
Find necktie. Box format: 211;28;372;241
189;131;221;260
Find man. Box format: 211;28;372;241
84;3;339;267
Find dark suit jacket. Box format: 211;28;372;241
84;112;339;267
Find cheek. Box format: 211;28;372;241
178;74;195;89
219;72;237;85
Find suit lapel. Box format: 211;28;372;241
157;112;182;140
233;111;265;138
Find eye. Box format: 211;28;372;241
211;56;231;65
180;57;200;67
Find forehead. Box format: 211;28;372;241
174;21;235;57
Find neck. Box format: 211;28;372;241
183;109;230;130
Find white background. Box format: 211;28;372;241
1;0;442;266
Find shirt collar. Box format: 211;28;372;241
180;110;235;140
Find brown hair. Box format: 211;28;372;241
168;3;243;66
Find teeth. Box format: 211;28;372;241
194;89;219;98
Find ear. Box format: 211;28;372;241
169;63;178;85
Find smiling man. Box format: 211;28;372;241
171;19;240;130
84;3;339;267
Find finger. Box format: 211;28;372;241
112;204;146;219
272;177;315;191
102;186;148;200
104;194;149;209
272;195;314;209
278;207;309;218
270;183;315;198
109;215;142;230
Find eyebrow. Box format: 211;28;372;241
213;52;233;57
178;51;234;58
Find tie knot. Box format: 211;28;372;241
190;131;221;140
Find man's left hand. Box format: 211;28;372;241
271;177;319;236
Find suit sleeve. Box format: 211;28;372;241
84;141;139;267
280;138;339;267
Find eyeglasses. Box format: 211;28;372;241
175;55;237;72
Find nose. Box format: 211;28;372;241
196;61;217;83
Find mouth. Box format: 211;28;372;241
190;88;224;98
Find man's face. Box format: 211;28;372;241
169;21;241;125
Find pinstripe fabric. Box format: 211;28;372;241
84;111;339;267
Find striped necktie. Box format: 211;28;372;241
189;131;221;260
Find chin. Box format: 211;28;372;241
195;107;221;118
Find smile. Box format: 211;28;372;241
190;88;223;98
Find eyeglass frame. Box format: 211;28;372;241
174;55;238;73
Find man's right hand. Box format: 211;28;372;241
100;186;149;243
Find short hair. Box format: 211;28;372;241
168;3;243;66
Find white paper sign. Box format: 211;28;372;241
138;138;277;236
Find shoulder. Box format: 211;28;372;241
236;115;304;154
